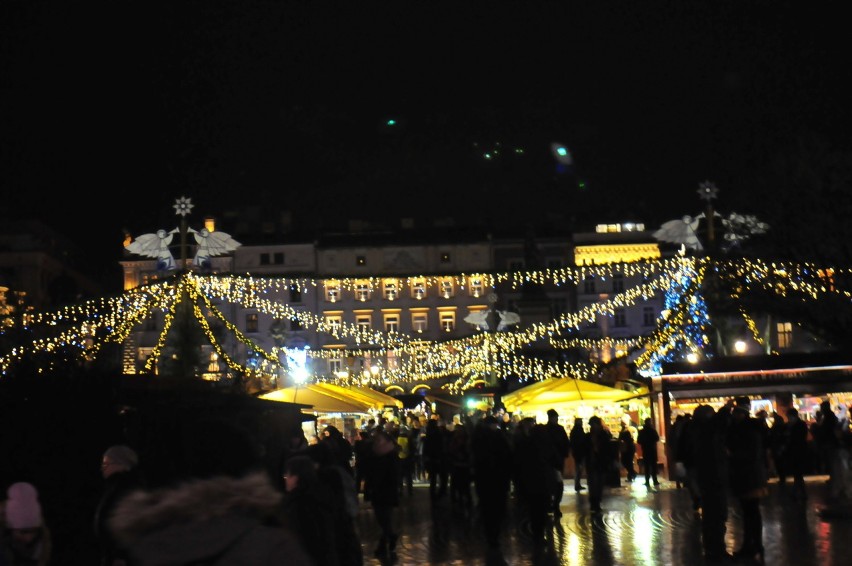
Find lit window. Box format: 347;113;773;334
411;311;428;333
355;280;372;301
387;350;399;371
384;313;400;333
777;322;793;348
615;343;629;359
356;313;372;332
439;311;456;332
469;276;484;298
246;313;258;333
410;278;427;299
325;314;342;335
325;280;341;302
613;308;626;327
439;278;454;298
383;279;399;300
329;351;343;375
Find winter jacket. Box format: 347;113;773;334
109;472;312;566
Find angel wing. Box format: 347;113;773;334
497;310;520;331
464;310;491;331
192;228;241;267
653;215;703;250
721;213;769;248
125;229;177;270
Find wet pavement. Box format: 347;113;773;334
355;475;851;566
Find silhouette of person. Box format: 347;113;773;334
637;417;660;487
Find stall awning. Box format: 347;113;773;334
502;378;642;413
259;384;375;414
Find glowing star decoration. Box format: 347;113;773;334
653;214;705;251
697;181;719;202
173;196;194;217
189;227;241;268
124;228;179;271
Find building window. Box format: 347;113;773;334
383;278;399;300
411;278;427;300
324;314;342;335
439;311;456;332
613;308;626;327
411;311;428;333
329;351;343;375
612;273;624;293
468;276;484;298
439;278;454;299
355;280;372;301
384;313;400;333
386;350;399;371
246;313;258;333
615;343;629;359
356;255;366;266
289;284;301;303
325;280;341;302
643;306;656;327
355;313;372;332
260;253;270;265
440;252;451;263
274;252;284;264
583;277;595;294
777;321;793;348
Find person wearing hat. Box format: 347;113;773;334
1;481;52;566
544;408;571;518
94;445;144;566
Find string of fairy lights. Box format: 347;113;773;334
0;255;848;390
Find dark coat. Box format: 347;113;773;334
364;450;400;507
726;414;769;498
94;468;143;565
109;472;313;566
569;424;588;463
471;421;513;495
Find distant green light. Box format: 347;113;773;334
556;147;568;157
387;119;396;126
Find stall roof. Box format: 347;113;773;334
259;384;374;414
502;378;640;413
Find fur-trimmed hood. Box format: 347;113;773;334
109;472;288;564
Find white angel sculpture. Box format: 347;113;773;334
721;213;769;249
190;227;241;268
124;228;178;270
653;214;705;251
464;309;521;331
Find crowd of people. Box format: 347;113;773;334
2;398;850;566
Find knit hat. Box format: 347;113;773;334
5;482;43;530
104;445;139;469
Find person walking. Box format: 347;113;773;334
586;416;614;513
780;407;809;500
94;444;143;566
569;417;588;492
363;428;402;562
726;398;769;564
512;418;554;554
422;418;449;500
471;415;513;566
692;403;732;562
617;421;637;482
544;408;571;517
637;417;661;488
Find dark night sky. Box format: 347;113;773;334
1;1;849;283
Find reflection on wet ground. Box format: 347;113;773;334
356;475;850;566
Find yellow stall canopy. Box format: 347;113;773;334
259;383;402;415
260;383;374;415
503;378;645;414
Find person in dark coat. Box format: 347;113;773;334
586;416;613;513
569;417;588;492
422;418;449;500
726;399;769;563
321;425;354;477
280;453;342;566
780;407;809;500
637;417;660;487
512;419;554;553
109;417;312;566
471;415;513;565
693;403;732;562
363;428;401;562
544;409;571;517
617;422;637;483
94;444;143;566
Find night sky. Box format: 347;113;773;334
1;1;848;283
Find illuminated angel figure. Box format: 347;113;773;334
464;309;520;331
653;213;705;251
124;228;178;270
190;227;241;268
721;213;769;250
